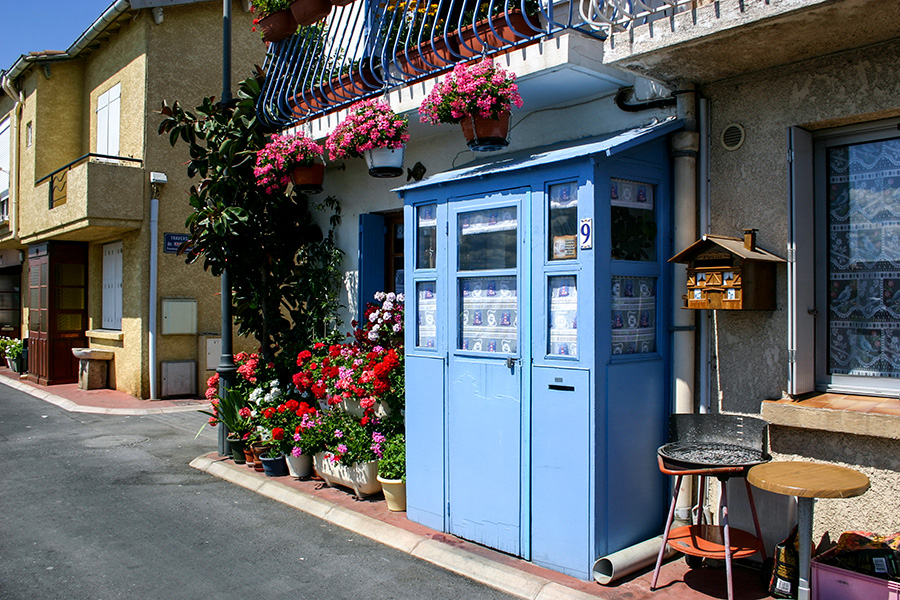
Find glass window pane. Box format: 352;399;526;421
549;182;578;261
56;313;83;331
459;276;516;353
56;263;85;286
827;137;900;378
458;207;517;271
416;281;436;348
54;287;85;310
611;275;656;355
416;205;437;270
549;276;577;356
611;178;656;261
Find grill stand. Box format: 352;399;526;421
650;458;767;600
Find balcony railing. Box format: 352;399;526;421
37;153;143;210
258;0;608;126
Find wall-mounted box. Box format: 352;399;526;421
161;360;196;397
161;298;197;334
669;230;785;310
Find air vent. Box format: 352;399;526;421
721;123;745;151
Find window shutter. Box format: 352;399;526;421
102;242;123;330
787;126;815;396
0;118;10;195
97;88;109;155
107;84;120;157
358;213;386;325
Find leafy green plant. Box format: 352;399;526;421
199;387;252;437
250;0;292;16
0;337;23;360
378;433;405;481
158;73;345;364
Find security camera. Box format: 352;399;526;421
150;172;168;184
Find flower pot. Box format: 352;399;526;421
286;453;313;478
250;443;268;472
291;163;325;193
365;146;405;178
290;0;331;26
329;0;355;5
260;454;289;477
314;452;381;497
395;36;457;76
335;397;392;419
243;447;256;467
377;476;407;512
460;111;511;152
228;437;247;464
259;9;297;43
457;10;539;58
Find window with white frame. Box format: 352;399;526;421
102;241;123;330
96;83;121;157
789;119;900;397
0;117;9;222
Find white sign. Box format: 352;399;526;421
580;218;593;250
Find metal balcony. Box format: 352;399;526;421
257;0;610;126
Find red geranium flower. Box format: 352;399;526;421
272;427;285;441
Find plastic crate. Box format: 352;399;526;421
812;550;900;600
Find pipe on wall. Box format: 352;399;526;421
671;87;700;518
149;195;159;400
593;536;677;585
698;97;711;414
1;74;24;244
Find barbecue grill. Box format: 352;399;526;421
651;414;770;600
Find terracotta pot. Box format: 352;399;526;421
259;10;297;43
291;163;325;193
395;36;457;76
459;111;511;152
250;443;268;472
330;0;355;5
290;0;331;26
243;447;256;467
457;10;539;57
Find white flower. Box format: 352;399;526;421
368;311;380;322
393;323;402;332
386;292;396;301
372;323;380;331
367;331;379;341
374;291;386;301
383;300;394;311
397;293;404;302
382;311;391;320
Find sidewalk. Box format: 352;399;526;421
1;368;772;600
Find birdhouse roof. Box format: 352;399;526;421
669;234;785;264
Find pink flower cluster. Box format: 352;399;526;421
419;59;523;125
326;99;410;160
254;132;324;194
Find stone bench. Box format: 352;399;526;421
72;348;114;390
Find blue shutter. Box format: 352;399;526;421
358;213;386;324
788;126;815;396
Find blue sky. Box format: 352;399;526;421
1;1;116;71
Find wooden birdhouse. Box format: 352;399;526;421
669;229;785;310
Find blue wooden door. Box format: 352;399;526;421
447;190;526;556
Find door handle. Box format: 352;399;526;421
506;356;516;369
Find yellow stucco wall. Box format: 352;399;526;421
6;2;263;399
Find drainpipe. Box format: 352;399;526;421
148;190;159;400
698;97;711;414
671;86;699;519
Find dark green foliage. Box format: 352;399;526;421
158;73;344;363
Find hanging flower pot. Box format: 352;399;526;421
290;0;331;26
258;9;298;43
291;162;325;193
326;98;410;178
365;146;405;178
419;59;522;152
329;0;355;5
460;111;511;152
255;131;325;194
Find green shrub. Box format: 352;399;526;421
378;433;405;482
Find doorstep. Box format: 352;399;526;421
190;452;772;600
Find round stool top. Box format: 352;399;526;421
748;461;869;499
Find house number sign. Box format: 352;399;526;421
580;218;593;250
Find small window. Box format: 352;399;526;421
611;178;656;261
548;182;578;261
416;280;436;348
611;275;656;355
416;204;437;270
548;276;577;356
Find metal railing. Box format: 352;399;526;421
36;153;142;210
257;0;605;126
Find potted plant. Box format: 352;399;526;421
379;0;455;75
285;401;319;477
377;433;406;511
326;99;410;178
456;0;542;58
418;58;523;151
1;337;24;373
259;426;290;477
289;0;331;26
251;0;297;43
254;131;325;194
199;388;253;464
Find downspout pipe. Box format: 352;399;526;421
149;192;159;400
698;98;711;414
671;88;699;522
1;72;24;242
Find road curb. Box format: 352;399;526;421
190;454;605;600
0;373;203;415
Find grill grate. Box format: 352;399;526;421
659;441;766;468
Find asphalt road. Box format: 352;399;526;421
0;383;515;600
